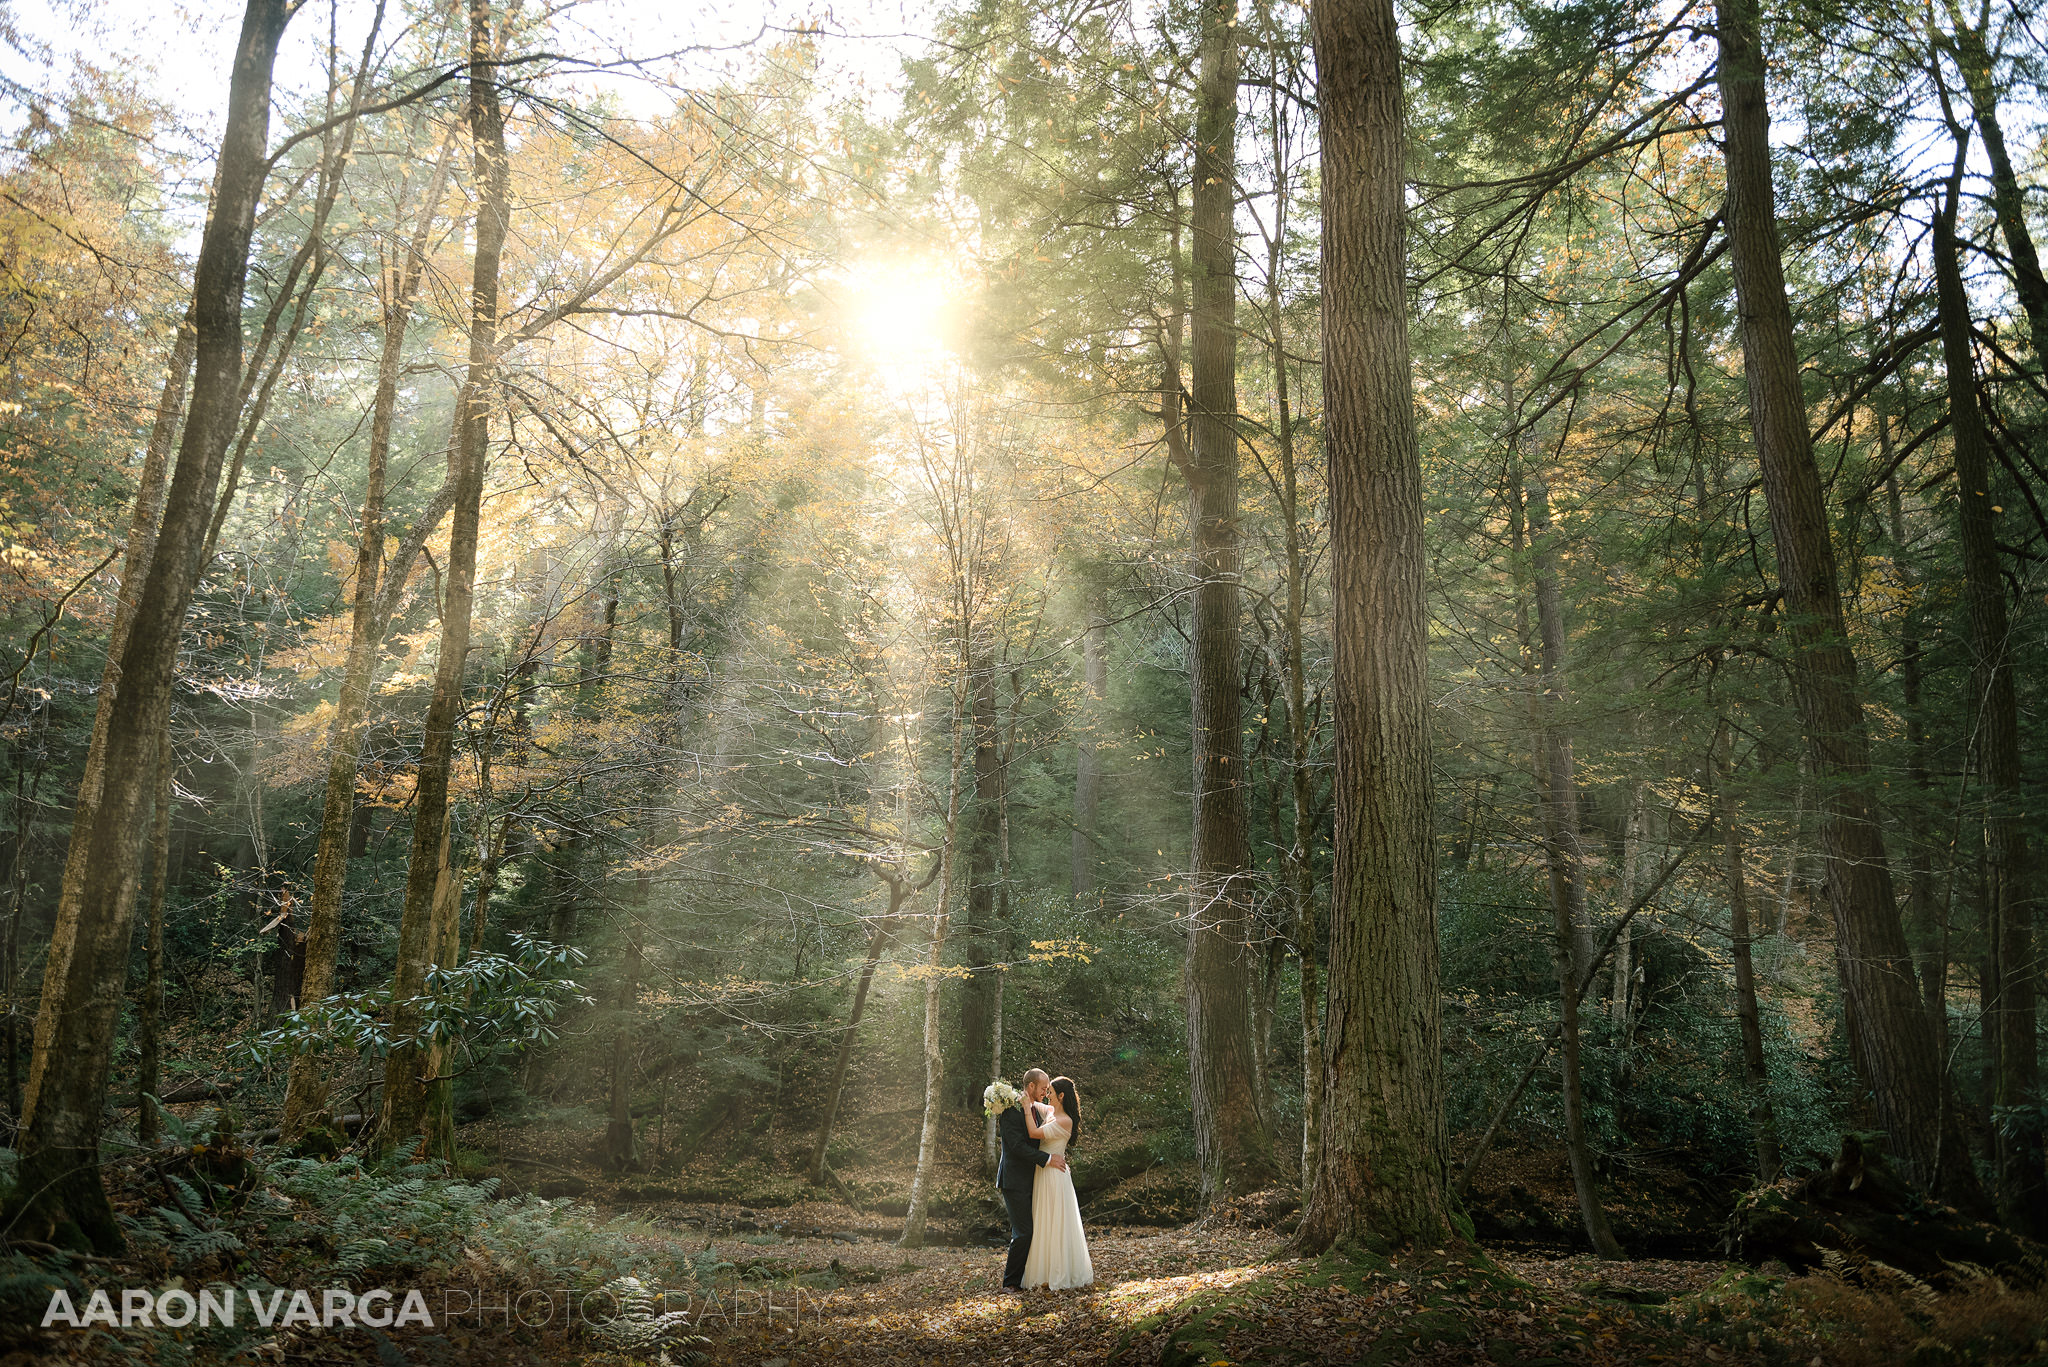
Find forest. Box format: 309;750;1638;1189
2;0;2048;1361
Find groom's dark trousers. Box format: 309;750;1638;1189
995;1104;1046;1288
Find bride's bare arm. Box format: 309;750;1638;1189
1024;1102;1047;1139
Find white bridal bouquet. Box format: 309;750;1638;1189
982;1080;1022;1119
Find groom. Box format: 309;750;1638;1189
995;1068;1068;1295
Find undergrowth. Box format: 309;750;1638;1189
2;1124;717;1365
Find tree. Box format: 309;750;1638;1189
281;124;458;1140
1930;119;2043;1232
377;0;513;1152
1180;0;1282;1205
1713;0;1978;1203
4;0;299;1252
1295;0;1456;1252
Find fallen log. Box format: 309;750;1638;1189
118;1076;238;1110
1073;1142;1157;1201
1722;1134;2045;1288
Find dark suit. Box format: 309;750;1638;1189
995;1104;1046;1288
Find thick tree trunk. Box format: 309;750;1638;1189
1715;0;1977;1205
1183;0;1280;1206
1295;0;1454;1252
1071;605;1106;900
1933;153;2044;1234
283;133;457;1137
380;0;509;1152
1524;470;1626;1260
4;0;294;1253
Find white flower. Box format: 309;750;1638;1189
982;1080;1022;1119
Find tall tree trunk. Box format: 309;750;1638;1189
1525;469;1625;1261
1882;455;1948;1049
985;677;1021;1175
283;132;458;1136
63;314;198;854
1933;145;2045;1233
960;660;1001;1108
419;825;464;1164
379;0;509;1152
1295;0;1454;1252
1714;0;1977;1204
1257;65;1325;1186
1715;721;1782;1181
1071;604;1106;901
900;682;970;1248
1183;0;1280;1205
136;732;174;1147
4;0;294;1253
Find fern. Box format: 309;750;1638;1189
587;1275;712;1364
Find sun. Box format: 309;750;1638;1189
840;258;958;386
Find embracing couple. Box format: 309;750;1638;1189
990;1068;1094;1294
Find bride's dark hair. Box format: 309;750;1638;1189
1051;1076;1081;1147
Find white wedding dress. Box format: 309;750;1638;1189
1021;1111;1093;1290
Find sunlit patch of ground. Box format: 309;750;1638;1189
691;1226;1284;1364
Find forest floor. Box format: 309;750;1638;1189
651;1217;1761;1367
12;1079;2047;1366
11;1149;2048;1366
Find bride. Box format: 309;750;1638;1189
1021;1076;1093;1291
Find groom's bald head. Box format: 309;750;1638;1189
1022;1068;1049;1099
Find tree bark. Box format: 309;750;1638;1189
419;825;464;1164
1295;0;1454;1252
1714;0;1978;1205
379;0;509;1152
1182;0;1280;1206
1932;145;2044;1233
5;0;295;1253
